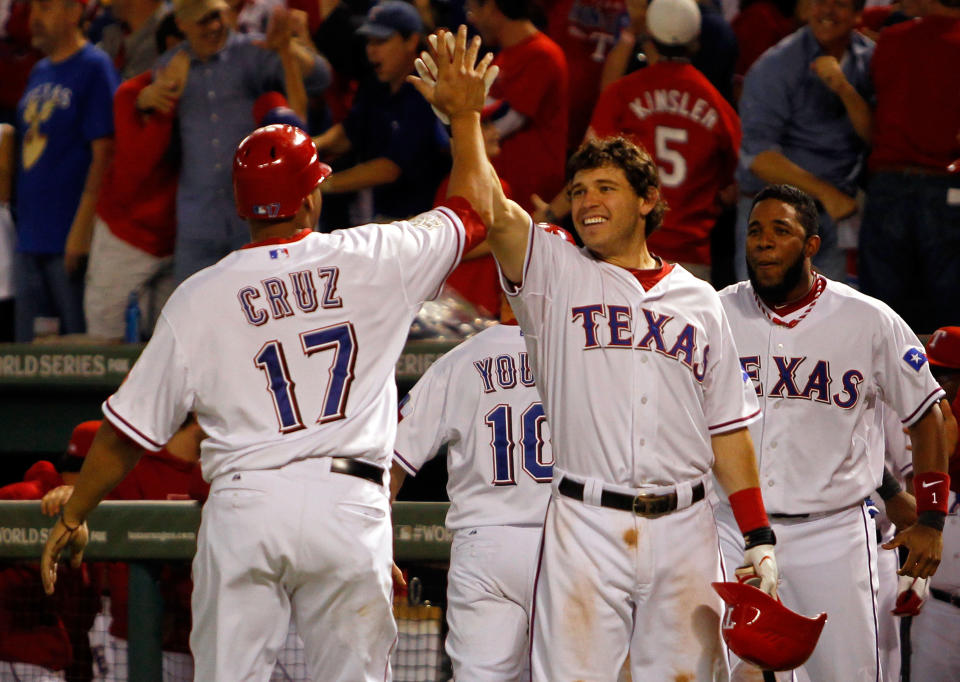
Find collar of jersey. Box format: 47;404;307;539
241;228;313;250
754;273;827;328
626;257;674;291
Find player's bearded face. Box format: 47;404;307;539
745;199;812;304
747;247;806;304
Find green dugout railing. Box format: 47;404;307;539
0;500;451;681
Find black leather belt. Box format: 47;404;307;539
930;587;960;609
770;512;810;519
558;477;705;517
330;457;384;486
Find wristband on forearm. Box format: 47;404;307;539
729;487;776;548
917;510;945;531
914;471;950;531
876;466;903;502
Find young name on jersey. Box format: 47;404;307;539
238;267;343;326
474;348;536;393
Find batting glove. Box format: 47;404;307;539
741;544;779;598
892;575;928;616
415;32;499;125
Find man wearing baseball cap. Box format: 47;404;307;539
585;0;740;284
312;0;450;221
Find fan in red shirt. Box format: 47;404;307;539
858;0;960;333
541;0;628;151
467;0;569;212
588;0;740;279
85;53;184;342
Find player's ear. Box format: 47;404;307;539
637;185;659;217
804;234;821;260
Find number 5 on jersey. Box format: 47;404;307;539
255;322;357;432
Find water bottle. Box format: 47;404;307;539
124;291;141;343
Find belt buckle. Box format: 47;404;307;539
632;493;668;517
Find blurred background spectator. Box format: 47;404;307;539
469;0;568;212
541;0;624;152
96;0;167;78
858;0;960;334
159;0;331;284
83;50;186;343
733;0;872;283
588;0;740;281
14;0;118;341
312;0;450;222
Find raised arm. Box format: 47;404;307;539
409;26;530;283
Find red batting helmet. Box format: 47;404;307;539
712;582;827;671
233;124;332;220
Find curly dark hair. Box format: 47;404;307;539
566;136;668;237
750;184;820;238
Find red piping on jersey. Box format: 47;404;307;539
241;228;313;250
901;387;946;425
627;259;674;290
103;399;165;451
709;407;762;432
753;273;826;328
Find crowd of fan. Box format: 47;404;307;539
0;0;957;348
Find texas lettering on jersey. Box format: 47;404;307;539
238;266;342;325
740;355;863;408
571;303;709;381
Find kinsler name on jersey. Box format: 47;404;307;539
740;354;863;409
628;89;720;130
571;303;709;381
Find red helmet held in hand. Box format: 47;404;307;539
713;581;827;671
233;124;332;220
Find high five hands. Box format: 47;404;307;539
407;25;499;125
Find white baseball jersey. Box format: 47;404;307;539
718;275;944;514
394;323;553;529
502;219;760;487
104;203;484;482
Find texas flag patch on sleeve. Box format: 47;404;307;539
902;347;928;372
